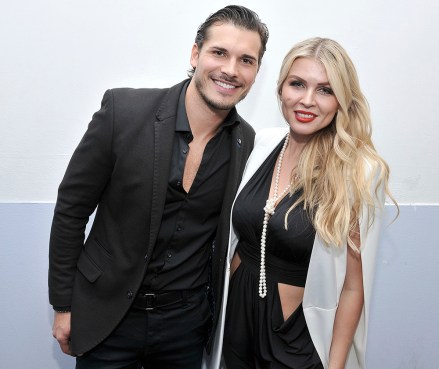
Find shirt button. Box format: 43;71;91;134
144;253;148;261
176;180;182;187
167;251;172;258
176;225;182;231
127;290;134;299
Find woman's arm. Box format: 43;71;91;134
328;225;364;369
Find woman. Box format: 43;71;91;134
216;38;396;369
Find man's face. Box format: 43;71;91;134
190;22;261;111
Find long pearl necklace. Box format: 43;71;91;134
259;133;290;298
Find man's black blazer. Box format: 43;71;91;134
48;79;255;355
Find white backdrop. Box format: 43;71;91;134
1;0;438;203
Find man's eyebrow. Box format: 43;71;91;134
241;53;257;61
209;46;227;52
209;46;258;61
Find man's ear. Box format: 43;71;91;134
190;43;200;69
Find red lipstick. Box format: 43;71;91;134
295;110;317;123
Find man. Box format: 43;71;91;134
49;5;269;369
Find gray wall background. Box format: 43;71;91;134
1;204;438;368
1;0;438;368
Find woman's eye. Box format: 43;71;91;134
289;80;303;88
319;87;334;95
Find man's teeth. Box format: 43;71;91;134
215;81;236;89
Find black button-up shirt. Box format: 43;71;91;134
142;82;240;291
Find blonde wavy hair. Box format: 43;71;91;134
277;37;397;250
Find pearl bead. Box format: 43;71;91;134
259;133;290;298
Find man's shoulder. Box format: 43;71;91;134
103;79;189;113
109;86;168;98
109;80;183;100
236;114;256;137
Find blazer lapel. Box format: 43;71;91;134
212;124;246;296
238;127;287;194
146;82;186;256
224;126;245;202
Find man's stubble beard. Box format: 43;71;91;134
194;75;248;112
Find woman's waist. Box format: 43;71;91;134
236;241;308;287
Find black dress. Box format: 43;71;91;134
223;141;323;369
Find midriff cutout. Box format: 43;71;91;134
278;283;304;322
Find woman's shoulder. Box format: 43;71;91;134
357;154;388;206
358;153;388;183
254;127;288;146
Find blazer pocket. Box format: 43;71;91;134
77;250;102;283
77;238;113;283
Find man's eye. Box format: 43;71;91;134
242;58;254;65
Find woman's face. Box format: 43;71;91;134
280;57;339;142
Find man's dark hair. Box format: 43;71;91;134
188;5;269;77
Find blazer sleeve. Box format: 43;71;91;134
48;90;115;307
350;160;386;368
